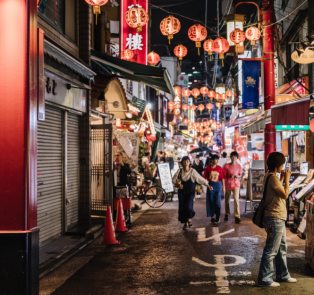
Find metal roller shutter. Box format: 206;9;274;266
37;107;63;245
67;113;80;227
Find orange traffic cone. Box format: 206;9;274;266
115;198;131;233
102;206;120;245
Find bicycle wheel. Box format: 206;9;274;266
144;185;166;208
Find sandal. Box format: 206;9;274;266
183;224;188;230
188;221;193;228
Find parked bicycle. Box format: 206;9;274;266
128;172;167;208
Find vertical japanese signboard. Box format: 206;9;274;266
233;129;248;161
120;0;149;65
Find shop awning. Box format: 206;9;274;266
271;95;311;126
243;110;272;135
228;111;263;128
44;40;96;82
91;50;175;96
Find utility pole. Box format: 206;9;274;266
262;0;276;165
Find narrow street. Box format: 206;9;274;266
40;195;314;295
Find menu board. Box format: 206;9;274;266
157;163;174;193
295;179;314;200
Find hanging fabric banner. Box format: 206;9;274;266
242;60;260;109
233;129;248;162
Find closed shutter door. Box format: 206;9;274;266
67;113;80;227
37;107;63;245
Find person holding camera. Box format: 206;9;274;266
258;152;297;287
172;156;212;230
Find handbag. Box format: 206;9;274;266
252;174;273;228
175;169;182;187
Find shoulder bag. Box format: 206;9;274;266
252;174;273;228
175;169;183;187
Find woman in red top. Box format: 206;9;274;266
203;154;225;225
223;151;243;223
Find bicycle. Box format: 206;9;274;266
128;172;167;208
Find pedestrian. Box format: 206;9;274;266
205;153;212;167
199;153;206;168
142;151;152;186
218;152;228;168
223;151;243;223
173;156;212;230
258;152;297;287
192;155;205;199
109;152;132;187
203;154;225;225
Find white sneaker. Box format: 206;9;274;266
285;278;297;283
259;282;280;287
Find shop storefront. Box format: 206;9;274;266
38;41;95;245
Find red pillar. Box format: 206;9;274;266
0;1;39;294
262;0;276;170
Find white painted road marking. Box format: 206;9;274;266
197;228;235;242
192;255;246;294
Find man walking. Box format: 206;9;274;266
203;154;225;225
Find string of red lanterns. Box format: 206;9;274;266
188;24;207;56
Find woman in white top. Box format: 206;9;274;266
173;156;211;230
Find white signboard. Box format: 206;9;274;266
116;132;139;172
178;75;189;87
174;135;184;144
157;163;174;193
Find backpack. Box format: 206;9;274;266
253;174;273;228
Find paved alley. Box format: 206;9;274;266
40;195;314;295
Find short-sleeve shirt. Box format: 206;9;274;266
203;165;225;182
223;163;243;190
264;173;287;220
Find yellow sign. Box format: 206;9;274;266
291;50;314;64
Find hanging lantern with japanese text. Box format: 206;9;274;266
198;104;205;114
213;37;230;67
203;39;214;61
191;88;200;103
230;28;246;54
188;24;207;55
174;45;188;65
125;5;149;33
182;88;191;100
245;27;261;51
160;15;181;44
121;49;134;61
200;86;209;100
85;0;109;25
206;103;213;113
208;90;215;102
147;51;160;66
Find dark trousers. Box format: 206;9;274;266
178;191;195;223
206;181;222;220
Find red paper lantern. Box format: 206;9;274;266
203;39;214;61
146;135;156;142
121;49;134;61
178;115;183;121
208;90;215;102
215;93;221;101
188;24;207;55
310;119;314;132
192;88;200;102
221;93;227;101
174;103;181;110
174;45;188;65
188;122;193;127
200;86;209;100
160;16;181;44
182;104;189;113
174;109;180;115
230;28;246;44
182;88;191;99
125;5;149;33
226;89;233;97
206;103;213;113
85;0;109;25
198;104;205;114
147;51;160;66
245;27;261;50
213;37;230;67
168;101;175;111
183;118;189;124
215;102;222;109
189;105;196;111
174;86;182;96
